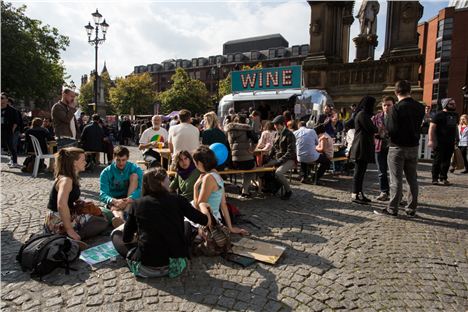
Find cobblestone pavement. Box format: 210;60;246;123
1;146;467;311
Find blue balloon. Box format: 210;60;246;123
209;143;228;166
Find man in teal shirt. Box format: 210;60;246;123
100;146;143;225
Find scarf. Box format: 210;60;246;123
177;162;196;180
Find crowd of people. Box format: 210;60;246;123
2;79;467;278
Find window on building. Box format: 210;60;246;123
292;46;299;56
192;59;198;67
195;71;200;79
300;45;309;55
227;54;234;63
251;51;258;61
209;56;215;65
235;53;243;62
432;83;439;100
268;49;276;59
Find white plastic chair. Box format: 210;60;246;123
29;134;54;177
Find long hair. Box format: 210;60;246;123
203;111;219;129
142;167;168;197
174;150;194;170
193;145;217;172
54;147;85;185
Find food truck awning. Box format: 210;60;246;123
231;90;301;102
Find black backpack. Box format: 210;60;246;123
16;233;81;279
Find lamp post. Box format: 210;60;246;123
84;9;109;113
211;60;222;104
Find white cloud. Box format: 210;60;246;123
10;0;448;91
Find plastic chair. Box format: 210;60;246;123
29;134;54;177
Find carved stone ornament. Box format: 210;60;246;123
311;20;321;36
401;3;417;24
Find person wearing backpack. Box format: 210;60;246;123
111;167;211;278
44;147;109;241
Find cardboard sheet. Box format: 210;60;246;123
231;238;286;264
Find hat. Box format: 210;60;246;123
272;115;285;124
441;98;453;109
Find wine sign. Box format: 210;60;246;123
231;65;302;92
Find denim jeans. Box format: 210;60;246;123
387;146;419;213
432;145;455;181
375;148;389;193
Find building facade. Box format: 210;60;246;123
133;34;309;98
418;6;468;114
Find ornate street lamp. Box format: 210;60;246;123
84;9;109;112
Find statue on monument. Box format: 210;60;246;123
357;0;380;36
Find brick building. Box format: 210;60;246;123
418;5;468;114
133;34;309;97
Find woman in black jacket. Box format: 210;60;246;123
111;167;211;278
350;96;378;204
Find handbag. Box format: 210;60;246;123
452;147;464;170
73;201;103;216
193;212;231;257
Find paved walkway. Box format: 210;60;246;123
1;147;467;311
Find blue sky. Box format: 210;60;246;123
12;1;449;90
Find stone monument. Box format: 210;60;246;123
353;0;380;61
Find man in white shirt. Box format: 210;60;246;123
294;121;320;183
139;115;168;167
168;109;200;161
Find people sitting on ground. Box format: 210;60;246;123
265;115;296;200
192;145;248;235
138;115;168;168
99;146;143;227
45;147;109;241
111;167;211;278
169;150;200;201
168;109;200;163
294;121;319;183
313;124;333;184
225;114;258;198
256;121;275;166
201;111;230;170
25;117;54;171
80;114;105;167
349;96;378;204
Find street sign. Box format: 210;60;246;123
231;65;302;92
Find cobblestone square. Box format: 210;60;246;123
1;147;467;311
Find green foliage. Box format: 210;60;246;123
218;63;262;99
158;68;212;114
109;72;156;115
219;75;231;99
1;2;69;101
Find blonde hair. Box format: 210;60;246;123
54;147;85;185
203;111;219;129
460;114;468;126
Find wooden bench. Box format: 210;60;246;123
167;166;276;178
290;156;350;184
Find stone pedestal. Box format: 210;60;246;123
353;34;378;62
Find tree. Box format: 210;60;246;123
218;63;262;99
158;68;212;114
109;73;156;115
78;72;112;115
1;2;69;104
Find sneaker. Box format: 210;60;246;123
239;193;251;199
300;177;310;184
360;193;372;203
376;192;390;201
399;200;407;207
373;208;397;217
449;168;455;173
405;210;416;217
280;191;292;200
351;194;369;205
441;180;452;186
9;163;22;169
461;170;468;174
432;180;439;185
